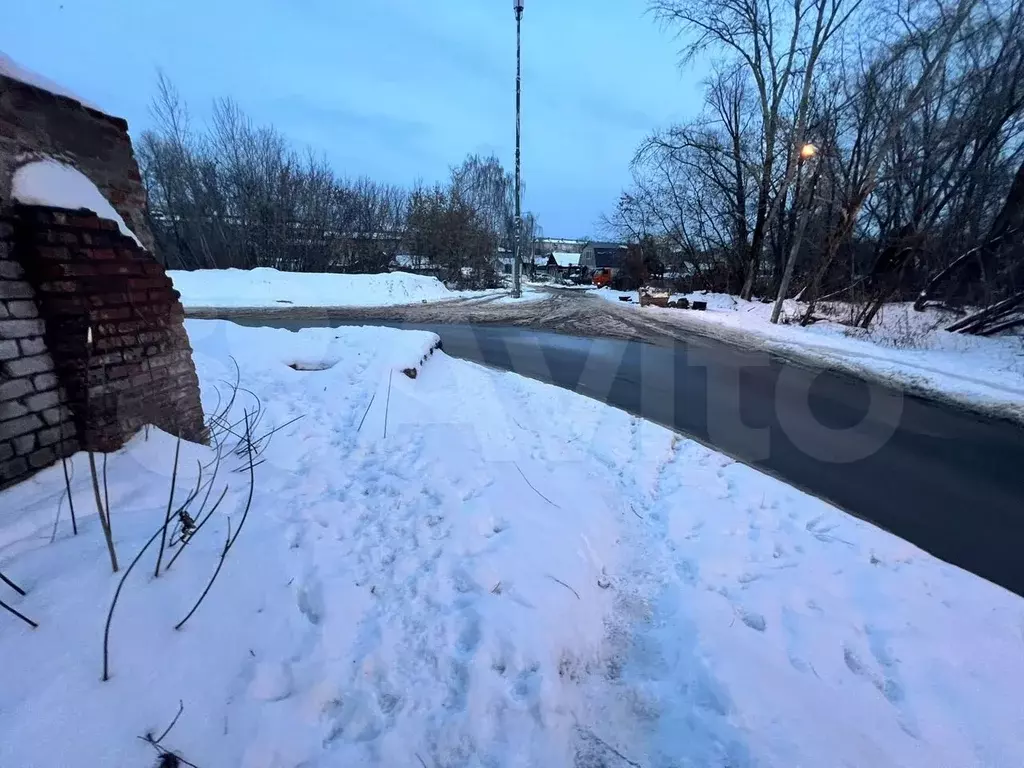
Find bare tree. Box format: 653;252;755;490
651;0;866;298
621;0;1023;334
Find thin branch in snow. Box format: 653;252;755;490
166;446;226;571
514;462;560;508
384;370;393;439
104;511;180;680
232;457;265;474
139;699;200;768
415;753;429;768
547;574;580;600
630;503;644;519
247;414;304;455
59;418;76;536
0;597;38;629
103;453;112;540
165;485;228;571
154;438;182;579
50;489;66;544
88;451;118;573
0;570;27;596
357;389;378;432
153;700;185;744
176;411;256;631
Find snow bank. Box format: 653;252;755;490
0;50;105;113
170;267;462;309
596;288;1024;421
1;319;1021;766
11;160;143;247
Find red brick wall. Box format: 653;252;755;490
0;205;204;487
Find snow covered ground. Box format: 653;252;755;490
595;288;1024;422
170;268;549;310
170;268;463;309
2;320;1022;767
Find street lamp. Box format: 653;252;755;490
770;140;821;324
511;0;524;299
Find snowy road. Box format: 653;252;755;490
213;299;1024;598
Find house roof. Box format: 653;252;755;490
551;251;581;267
585;241;627;250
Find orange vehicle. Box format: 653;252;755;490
592;268;613;287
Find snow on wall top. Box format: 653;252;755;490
12;160;143;247
0;50;106;114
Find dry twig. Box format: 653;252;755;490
547;574;580;600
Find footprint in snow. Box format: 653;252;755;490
739;607;767;632
512;662;542;704
297;578;325;625
456;612;482;655
248;661;294;702
843;644;904;705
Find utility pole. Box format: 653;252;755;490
511;0;524;299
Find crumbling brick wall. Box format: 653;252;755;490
0;219;76;485
0;206;204;489
0;72;154;252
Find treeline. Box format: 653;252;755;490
607;0;1024;332
137;76;539;288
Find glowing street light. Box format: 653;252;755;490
800;143;818;160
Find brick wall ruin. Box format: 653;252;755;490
0;206;204;487
0;217;72;481
0;71;154;252
0;67;204;489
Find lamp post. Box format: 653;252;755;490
770;143;818;324
511;0;524;298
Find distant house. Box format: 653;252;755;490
580;241;627;274
495;250;517;274
532;251;581;278
551;251;581;270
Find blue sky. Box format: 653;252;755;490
3;0;703;237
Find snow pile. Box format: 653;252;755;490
170;267;460;309
596;288;1024;420
11;160;143;247
0;50;105;113
1;319;1022;766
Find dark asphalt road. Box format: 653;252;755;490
232;316;1024;597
